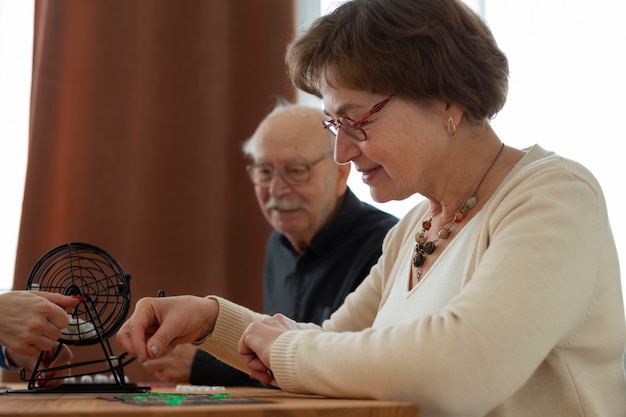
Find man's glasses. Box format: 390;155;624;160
322;95;393;141
246;151;333;187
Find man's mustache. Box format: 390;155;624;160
265;197;308;211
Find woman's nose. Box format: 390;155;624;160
333;129;359;165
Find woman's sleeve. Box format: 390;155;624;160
268;161;611;416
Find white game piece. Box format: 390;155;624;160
94;374;109;384
62;315;97;341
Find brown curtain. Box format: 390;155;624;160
6;0;295;383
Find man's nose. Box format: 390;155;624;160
268;173;291;196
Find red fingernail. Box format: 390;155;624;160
70;295;87;301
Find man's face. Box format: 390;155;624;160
251;109;348;252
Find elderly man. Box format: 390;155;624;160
143;101;397;385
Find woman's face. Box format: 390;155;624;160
320;80;448;203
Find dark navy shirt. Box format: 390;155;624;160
263;188;398;323
190;188;398;386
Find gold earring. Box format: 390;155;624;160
447;116;456;137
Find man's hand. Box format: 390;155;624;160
143;343;197;382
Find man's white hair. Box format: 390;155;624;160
241;98;333;159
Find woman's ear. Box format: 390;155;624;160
443;102;464;136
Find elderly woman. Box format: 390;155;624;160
118;0;626;415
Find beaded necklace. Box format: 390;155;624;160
412;143;505;282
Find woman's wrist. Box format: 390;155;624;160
192;297;220;344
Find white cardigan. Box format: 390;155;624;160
199;145;626;417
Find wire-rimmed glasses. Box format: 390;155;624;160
246;151;333;187
322;95;393;141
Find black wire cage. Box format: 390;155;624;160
10;242;149;393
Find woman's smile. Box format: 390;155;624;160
360;165;382;184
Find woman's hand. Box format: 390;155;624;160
238;313;298;385
0;291;80;356
116;295;219;363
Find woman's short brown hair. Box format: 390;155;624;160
286;0;509;122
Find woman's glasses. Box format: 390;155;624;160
322;95;393;141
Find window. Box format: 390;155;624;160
0;0;34;292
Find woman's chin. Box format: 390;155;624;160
368;188;394;204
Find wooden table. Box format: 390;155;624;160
0;383;419;416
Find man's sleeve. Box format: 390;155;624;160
190;349;267;387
